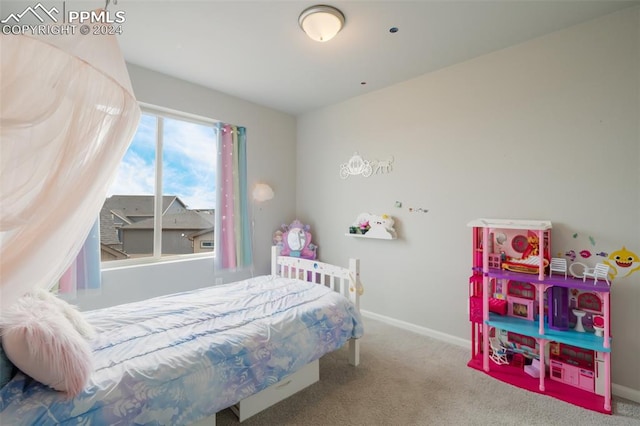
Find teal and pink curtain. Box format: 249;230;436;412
58;219;101;298
215;123;252;270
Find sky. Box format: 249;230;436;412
107;113;217;210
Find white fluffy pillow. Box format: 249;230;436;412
29;289;96;339
0;291;93;396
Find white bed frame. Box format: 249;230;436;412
192;246;362;425
271;245;361;366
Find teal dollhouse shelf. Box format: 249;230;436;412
486;314;611;352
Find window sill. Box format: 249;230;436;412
101;252;214;271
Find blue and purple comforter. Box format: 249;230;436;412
0;275;363;425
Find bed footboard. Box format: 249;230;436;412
271;246;361;309
271;245;362;366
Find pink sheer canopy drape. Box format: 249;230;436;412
0;30;140;309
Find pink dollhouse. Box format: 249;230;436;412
467;218;612;414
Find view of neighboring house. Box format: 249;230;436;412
99;195;214;261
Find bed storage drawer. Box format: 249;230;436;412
231;359;319;422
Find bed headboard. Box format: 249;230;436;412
271;246;361;309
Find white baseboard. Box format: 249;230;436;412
612;384;640;404
360;310;640;404
361;310;469;348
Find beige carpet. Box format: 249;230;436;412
216;317;640;426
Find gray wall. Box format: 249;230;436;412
121;228;154;254
296;8;639;395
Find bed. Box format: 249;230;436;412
0;247;363;425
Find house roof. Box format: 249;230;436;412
100;243;129;260
103;195;186;218
188;227;215;239
122;210;215;230
100;195;207;244
99;204;121;245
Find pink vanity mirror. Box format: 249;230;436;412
273;220;317;260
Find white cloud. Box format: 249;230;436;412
107;151;155;196
107;114;217;210
162;117;216;209
163;117;217;178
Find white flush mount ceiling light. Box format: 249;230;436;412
298;5;345;42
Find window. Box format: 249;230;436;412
200;241;214;249
100;108;217;263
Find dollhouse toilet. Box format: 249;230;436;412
592;315;605;337
572;309;586;333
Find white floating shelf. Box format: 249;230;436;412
345;232;397;240
347;213;397;240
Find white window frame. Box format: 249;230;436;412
101;103;219;269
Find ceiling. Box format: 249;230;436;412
4;1;639;115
